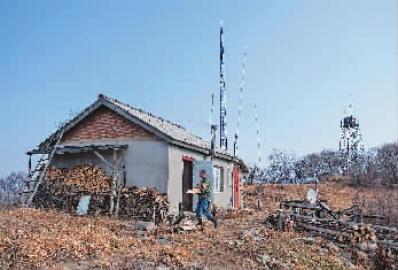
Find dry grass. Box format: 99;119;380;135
243;182;398;225
0;207;349;269
1;181;394;269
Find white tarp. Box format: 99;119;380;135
76;195;91;216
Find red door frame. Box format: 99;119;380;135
233;165;240;208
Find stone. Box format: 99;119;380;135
341;257;358;270
256;254;271;265
357;241;377;252
157;237;172;245
325;242;340;254
135;221;156;232
155;264;170;270
296;237;316;245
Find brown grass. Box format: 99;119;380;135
243;182;398;225
0;207;348;269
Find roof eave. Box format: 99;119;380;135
169;139;235;161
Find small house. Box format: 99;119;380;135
28;94;243;213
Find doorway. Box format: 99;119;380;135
182;160;193;211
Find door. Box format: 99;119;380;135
182;160;193;211
233;165;240;208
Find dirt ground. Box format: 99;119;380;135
0;182;396;269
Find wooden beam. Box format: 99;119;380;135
93;151;114;170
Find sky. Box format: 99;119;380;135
0;0;396;176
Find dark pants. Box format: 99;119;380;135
196;197;213;221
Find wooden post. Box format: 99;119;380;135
257;184;264;210
277;213;283;231
153;205;156;224
28;154;32;177
115;158;123;217
93;149;121;216
240;182;244;209
109;149;117;215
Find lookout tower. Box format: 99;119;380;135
339;104;364;172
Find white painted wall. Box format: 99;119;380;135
167;145;234;213
124;139;168;193
212;157;234;208
167;145;205;213
53;137;169;193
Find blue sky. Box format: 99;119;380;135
0;1;396;176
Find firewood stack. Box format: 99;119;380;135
32;164;169;223
118;187;169;223
32;179;82;211
46;165;110;193
349;224;377;243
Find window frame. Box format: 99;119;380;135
213;165;224;193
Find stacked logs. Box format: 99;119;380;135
46;165;110;193
349;224;377;243
118;187;168;223
32;165;169;223
32;179;83;211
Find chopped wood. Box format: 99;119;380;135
46;164;110;193
33;165;168;223
186;188;200;194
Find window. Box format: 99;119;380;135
213;166;224;192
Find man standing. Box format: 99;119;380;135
196;169;218;228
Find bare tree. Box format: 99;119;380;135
250;143;397;187
265;149;296;184
376;143;398;185
0;171;26;205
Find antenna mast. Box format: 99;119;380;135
219;21;228;150
210;93;217;153
254;104;261;167
234;47;247;157
210;92;214;132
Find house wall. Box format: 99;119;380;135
52;137;169;193
168;146;205;213
123;139;168;192
167;145;234;213
211;157;234;208
52;150;114;176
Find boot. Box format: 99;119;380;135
196;218;203;226
211;217;218;228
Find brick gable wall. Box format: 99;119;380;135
62;106;154;142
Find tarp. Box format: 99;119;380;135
76;195;91;216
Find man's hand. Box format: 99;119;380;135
200;183;209;192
